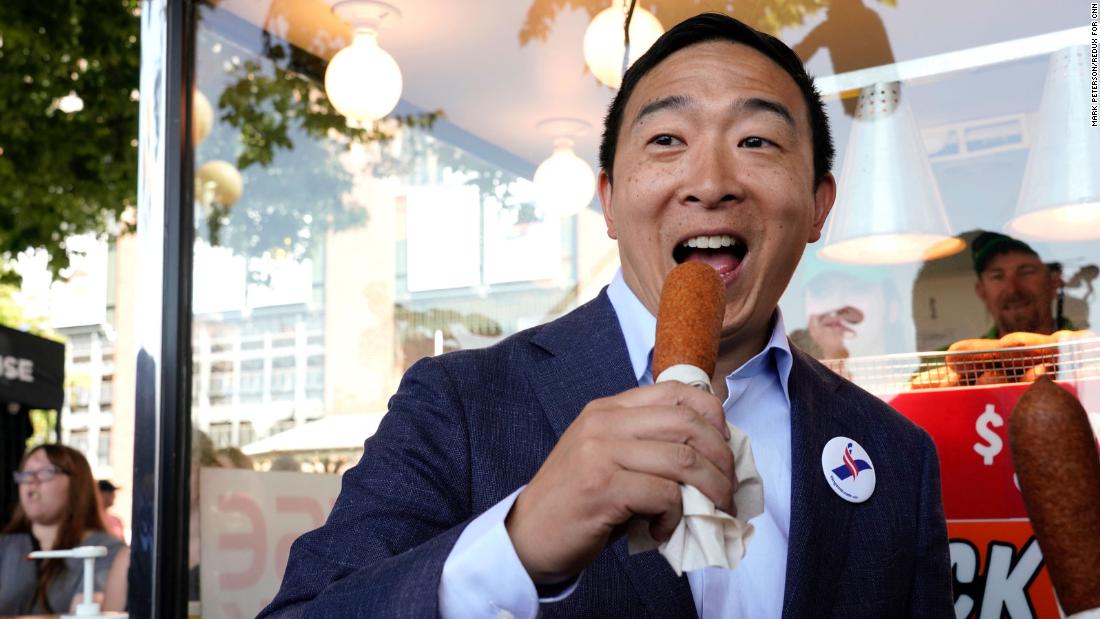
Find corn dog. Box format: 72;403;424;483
1009;377;1100;615
652;262;725;381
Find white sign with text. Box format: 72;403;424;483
199;468;341;619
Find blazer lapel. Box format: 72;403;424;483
526;290;640;438
782;348;859;619
526;290;696;617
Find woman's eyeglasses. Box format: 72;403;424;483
13;466;65;485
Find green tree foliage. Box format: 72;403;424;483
0;0;141;282
202;36;440;258
0;284;57;339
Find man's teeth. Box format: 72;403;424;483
681;235;736;249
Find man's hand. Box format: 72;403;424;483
504;381;735;584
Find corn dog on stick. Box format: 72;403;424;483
1009;377;1100;616
652;262;725;389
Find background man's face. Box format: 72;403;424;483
975;251;1057;335
599;40;834;347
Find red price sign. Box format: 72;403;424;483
887;382;1079;520
885;379;1100;618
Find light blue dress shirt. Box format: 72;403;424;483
439;270;794;618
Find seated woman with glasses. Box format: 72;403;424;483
1;444;125;615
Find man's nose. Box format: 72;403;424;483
999;277;1027;302
678;143;744;208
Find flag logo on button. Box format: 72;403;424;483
821;436;876;503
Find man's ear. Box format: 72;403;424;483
975;278;986;301
598;170;617;240
1048;268;1062;290
808;173;837;243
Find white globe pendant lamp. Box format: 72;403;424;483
192;89;214;145
534;118;597;217
325;0;404;123
583;0;664;89
195;160;244;208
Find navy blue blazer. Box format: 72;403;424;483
261;290;953;618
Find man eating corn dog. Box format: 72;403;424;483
262;12;953;618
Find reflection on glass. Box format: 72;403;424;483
787;41;1099;387
788;270;903;360
187;8;601;614
1007;45;1100;242
792;0;896;117
520;0;897;58
180;2;1100;615
191;3;585;455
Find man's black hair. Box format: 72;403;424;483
971;231;1040;276
598;12;835;186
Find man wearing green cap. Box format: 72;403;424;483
971;231;1073;338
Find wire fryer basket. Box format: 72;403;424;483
818;336;1100;396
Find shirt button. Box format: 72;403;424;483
495;610;515;619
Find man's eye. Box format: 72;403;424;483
739;136;771;148
651;134;682;147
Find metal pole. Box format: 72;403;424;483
130;0;196;617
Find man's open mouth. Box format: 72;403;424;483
672;234;748;283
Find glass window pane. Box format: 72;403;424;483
181;2;1096;616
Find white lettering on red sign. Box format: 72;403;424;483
950;537;1045;618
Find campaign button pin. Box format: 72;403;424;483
821;436;875;503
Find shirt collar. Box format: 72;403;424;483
607;270;657;384
606;269;793;401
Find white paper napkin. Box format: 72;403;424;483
627;421;764;576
